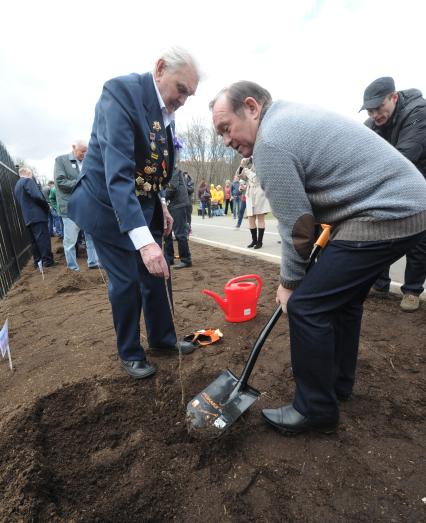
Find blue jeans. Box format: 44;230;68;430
236;199;246;227
62;217;98;271
201;200;211;218
51;208;63;237
233;196;241;219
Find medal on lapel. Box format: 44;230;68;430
153;121;161;132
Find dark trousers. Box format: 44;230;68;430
287;232;425;419
373;232;426;295
28;221;53;266
224;199;233;215
164;206;191;265
92;232;176;361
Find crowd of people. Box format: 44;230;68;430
13;45;426;438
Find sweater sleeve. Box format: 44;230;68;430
255;143;315;288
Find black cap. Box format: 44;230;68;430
359;77;395;111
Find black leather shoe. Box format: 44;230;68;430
119;357;156;379
174;262;192;269
262;404;338;435
149;340;196;356
88;264;101;270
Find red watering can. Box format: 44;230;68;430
203;274;262;323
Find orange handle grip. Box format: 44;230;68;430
314;224;331;248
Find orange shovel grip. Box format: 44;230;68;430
314;224;331;248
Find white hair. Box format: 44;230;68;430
18;166;32;177
154;46;202;79
72;139;87;148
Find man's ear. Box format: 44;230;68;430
243;97;261;120
154;58;166;79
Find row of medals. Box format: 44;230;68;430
135;134;169;198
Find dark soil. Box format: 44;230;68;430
0;239;425;522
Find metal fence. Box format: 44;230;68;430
0;141;32;299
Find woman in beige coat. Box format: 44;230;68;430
239;157;270;249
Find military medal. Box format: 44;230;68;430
136;176;144;186
159;136;166;144
163;150;168;157
153;121;161;131
144;166;152;174
149;132;155;140
143;181;152;192
150;142;156;151
151;152;159;160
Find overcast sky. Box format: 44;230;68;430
1;0;424;180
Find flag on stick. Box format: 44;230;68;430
38;260;45;280
0;319;13;371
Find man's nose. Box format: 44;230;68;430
223;135;232;147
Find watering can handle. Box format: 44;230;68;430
225;274;263;299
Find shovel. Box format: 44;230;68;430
186;224;331;435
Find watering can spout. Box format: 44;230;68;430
203;289;228;314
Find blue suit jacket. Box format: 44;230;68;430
14;177;49;225
68;73;174;250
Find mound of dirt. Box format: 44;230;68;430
0;239;425;522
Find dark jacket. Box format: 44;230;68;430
14;177;50;225
366;88;426;176
198;185;211;202
68;73;175;250
165;169;191;210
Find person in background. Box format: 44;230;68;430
183;171;194;232
239;157;270;249
164;168;192;269
14;167;54;268
216;184;224;212
231;174;241;220
360;76;426;312
48;182;63;238
54;140;99;272
68;46;200;379
198;179;211;218
224;179;233;215
235;178;247;228
210;80;426;436
42;180;55;236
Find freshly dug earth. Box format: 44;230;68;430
0;239;425;522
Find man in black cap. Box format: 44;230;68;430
360;76;426;312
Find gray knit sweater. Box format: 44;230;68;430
253;101;426;288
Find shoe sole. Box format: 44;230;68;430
119;363;156;379
262;413;337;435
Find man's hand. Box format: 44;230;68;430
276;284;293;314
162;203;173;237
140;242;169;278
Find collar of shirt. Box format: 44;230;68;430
151;73;175;129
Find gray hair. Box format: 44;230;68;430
210;81;272;118
154;46;202;79
18;166;32;177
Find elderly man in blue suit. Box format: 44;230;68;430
68;47;200;379
14;166;54;268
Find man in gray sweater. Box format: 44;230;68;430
210;81;426;436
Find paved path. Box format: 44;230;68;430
189;214;408;295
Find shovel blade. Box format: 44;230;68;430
186;369;260;435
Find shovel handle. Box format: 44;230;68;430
237;224;331;390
